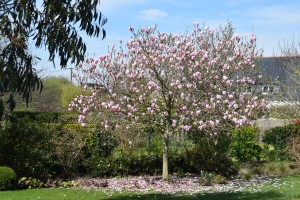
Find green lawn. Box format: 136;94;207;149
0;176;299;200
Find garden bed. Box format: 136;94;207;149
74;174;298;194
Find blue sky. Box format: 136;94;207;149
37;0;300;79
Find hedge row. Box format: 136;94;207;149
11;111;78;123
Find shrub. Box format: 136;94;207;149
0;119;90;179
198;171;214;186
60;180;77;188
18;177;45;189
263;163;291;176
11;111;63;123
86;153;162;178
263;124;300;160
185;146;238;177
85;123;237;178
267;105;300;119
228;126;262;162
251;166;264;175
52;124;93;177
85;123;164;177
239;168;252;181
0;119;56;179
185;129;237;177
212;175;227;184
287;137;300;161
0;166;17;190
260;143;278;161
86;124;118;158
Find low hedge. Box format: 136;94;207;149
263;124;300;160
263;124;300;150
0;166;17;190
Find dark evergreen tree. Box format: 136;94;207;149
0;0;107;115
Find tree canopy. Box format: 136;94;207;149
70;23;266;179
0;0;107;114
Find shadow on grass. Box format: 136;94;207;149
108;190;284;200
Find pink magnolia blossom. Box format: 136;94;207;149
69;22;265;179
111;105;120;111
182;125;191;131
193;71;202;79
147;81;157;89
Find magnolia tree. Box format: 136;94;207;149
69;23;266;179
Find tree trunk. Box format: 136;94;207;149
162;129;170;180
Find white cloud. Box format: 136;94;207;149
139;8;168;21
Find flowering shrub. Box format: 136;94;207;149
70;22;266;179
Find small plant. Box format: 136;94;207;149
278;163;290;175
198;171;214;186
260;144;278;161
18;177;45;189
264;163;277;176
61;180;77;188
251;166;264;175
212;175;227;184
0;166;17;190
292;167;300;175
239;168;252;181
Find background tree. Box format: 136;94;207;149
266;40;300;119
279;40;300;82
278;40;300;102
70;23;266;179
0;0;107;115
14;76;81;112
61;82;83;111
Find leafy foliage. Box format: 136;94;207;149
0;111;90;179
0;166;17;190
85;128;238;178
11;111;63;122
52;124;93;177
13;76;82;112
0;0;107;111
185;146;238;177
263;124;300;160
287;137;300;161
61;83;83;110
0;118;56;179
228;126;262;162
86;124;119;158
18;177;45;189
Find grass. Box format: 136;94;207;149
0;176;299;200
